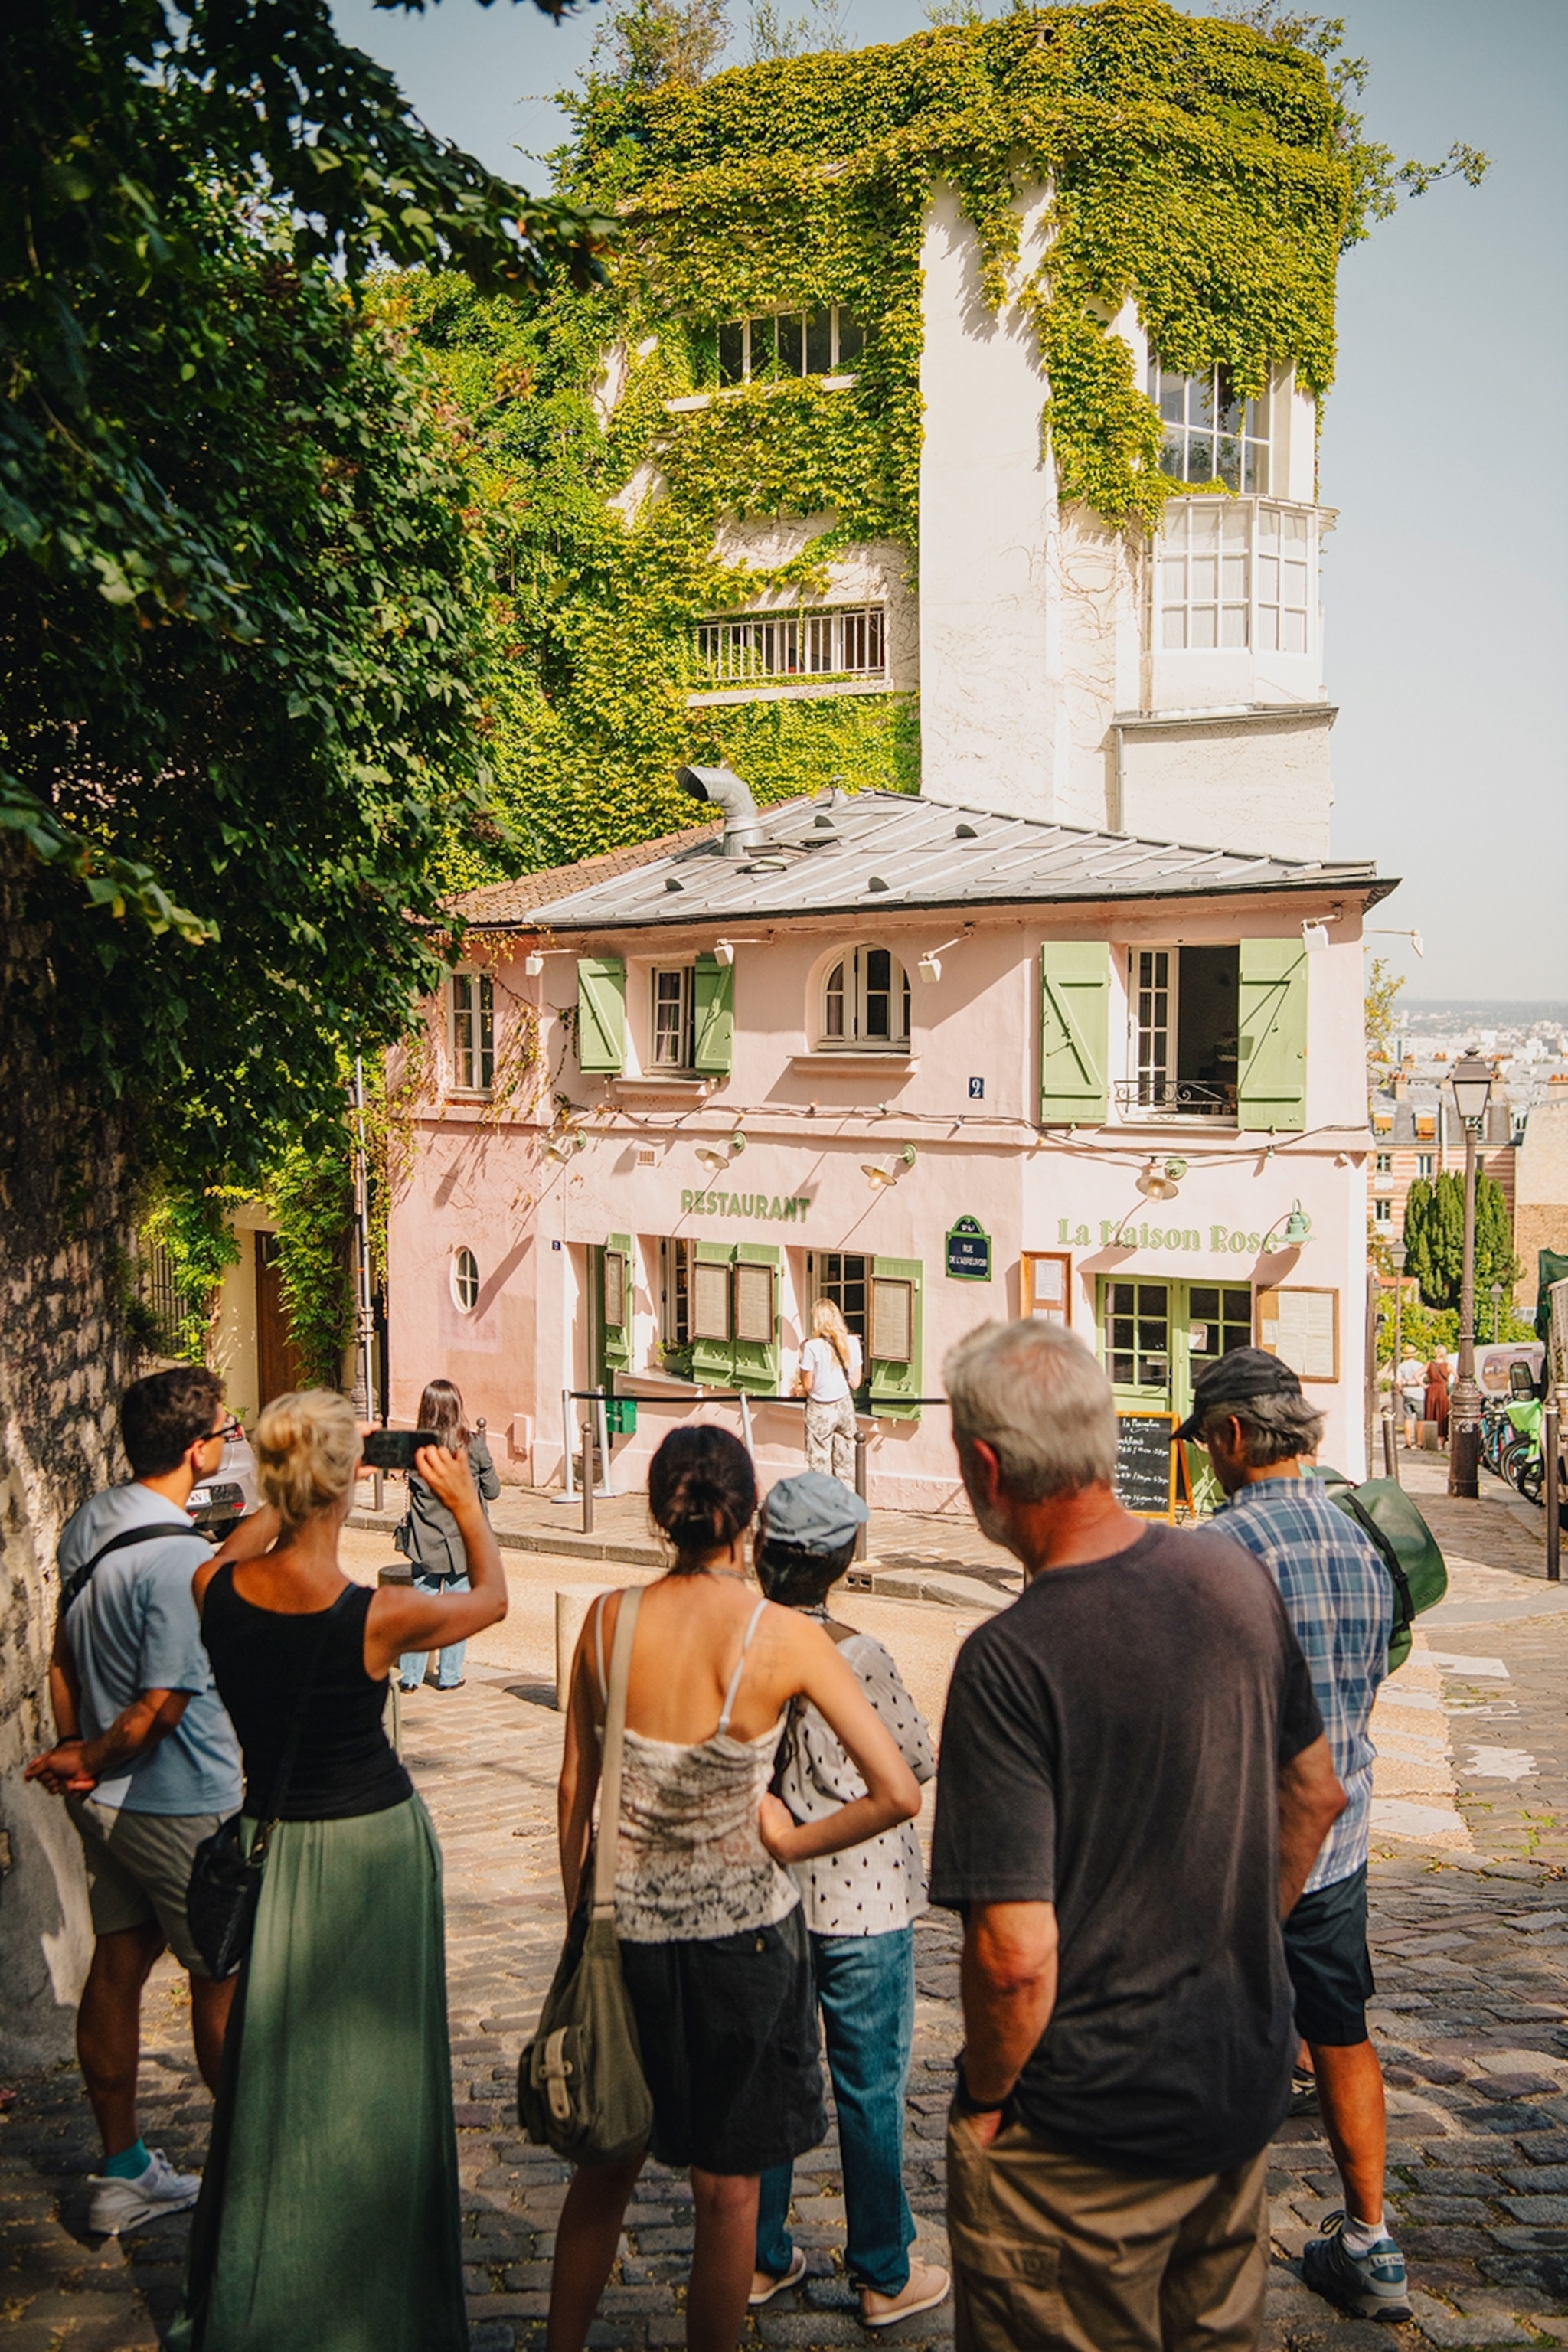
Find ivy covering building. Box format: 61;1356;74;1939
394;0;1354;876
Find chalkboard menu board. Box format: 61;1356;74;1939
1115;1410;1178;1520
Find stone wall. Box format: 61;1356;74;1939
0;844;129;2063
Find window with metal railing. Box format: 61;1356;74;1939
695;604;886;685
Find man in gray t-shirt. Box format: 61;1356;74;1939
26;1367;243;2236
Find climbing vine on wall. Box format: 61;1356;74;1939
385;0;1392;875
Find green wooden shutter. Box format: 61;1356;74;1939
1040;942;1110;1125
693;952;734;1076
869;1256;923;1423
1236;939;1308;1131
731;1241;779;1393
601;1232;632;1374
690;1240;735;1385
577;956;626;1074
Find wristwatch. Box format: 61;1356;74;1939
954;2056;1007;2117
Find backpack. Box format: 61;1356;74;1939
1308;1469;1448;1672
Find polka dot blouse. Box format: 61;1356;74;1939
776;1632;935;1936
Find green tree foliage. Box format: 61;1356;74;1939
1364;955;1404;1085
0;0;613;1201
1403;1171;1519;1312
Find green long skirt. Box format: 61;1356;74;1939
168;1795;466;2352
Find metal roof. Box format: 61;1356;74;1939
478;790;1395;934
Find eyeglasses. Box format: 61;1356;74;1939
205;1417;243;1446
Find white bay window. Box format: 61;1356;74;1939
1156;500;1316;657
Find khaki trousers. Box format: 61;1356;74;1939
946;2111;1269;2352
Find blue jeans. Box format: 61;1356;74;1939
398;1571;469;1689
756;1925;915;2296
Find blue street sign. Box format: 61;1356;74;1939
946;1215;992;1282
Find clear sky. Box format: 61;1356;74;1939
335;0;1568;1000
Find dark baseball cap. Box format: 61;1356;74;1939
1173;1346;1302;1443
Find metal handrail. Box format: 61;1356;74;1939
557;1385;952;1541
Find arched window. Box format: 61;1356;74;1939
819;947;910;1050
450;1248;479;1313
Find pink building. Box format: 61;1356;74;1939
387;776;1391;1505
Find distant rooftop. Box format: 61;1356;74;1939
460;791;1394;933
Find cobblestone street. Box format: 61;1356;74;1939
8;1463;1568;2350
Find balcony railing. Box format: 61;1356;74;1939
1115;1078;1236;1122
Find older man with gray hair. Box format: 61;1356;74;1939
930;1320;1346;2352
1181;1347;1404;2325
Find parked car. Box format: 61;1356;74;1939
1478;1343;1544;1398
187;1426;260;1540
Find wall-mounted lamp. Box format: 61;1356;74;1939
861;1145;918;1191
695;1145;727;1173
544;1132;587;1165
1260;1199;1313;1248
916;933;971;985
1301;922;1329;955
1365;927;1424;959
714;939;736;968
524;952;544;978
728;1130;747;1153
1135;1155;1187;1202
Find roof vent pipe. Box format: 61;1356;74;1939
676;763;765;860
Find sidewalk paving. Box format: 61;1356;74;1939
8;1456;1568;2349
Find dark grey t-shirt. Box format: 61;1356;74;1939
930;1521;1324;2180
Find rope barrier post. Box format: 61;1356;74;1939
739;1390;754;1455
560;1390;576;1502
1547;1399;1561;1585
596;1393;614;1499
582;1413;595;1537
1381;1406;1396;1481
854;1426;869;1563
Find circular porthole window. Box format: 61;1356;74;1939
451;1248;479;1313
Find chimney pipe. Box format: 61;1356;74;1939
676;764;764;859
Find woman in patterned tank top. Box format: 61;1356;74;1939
547;1426;920;2352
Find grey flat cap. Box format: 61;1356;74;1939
761;1471;868;1553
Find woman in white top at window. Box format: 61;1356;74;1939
797;1301;862;1487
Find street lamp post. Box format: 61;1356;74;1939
1447;1053;1494;1500
1390;1237;1408;1481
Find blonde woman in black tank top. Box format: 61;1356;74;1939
167;1389;505;2352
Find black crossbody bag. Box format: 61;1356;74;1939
187;1596;338;1981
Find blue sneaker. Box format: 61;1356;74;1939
1302;2213;1411;2324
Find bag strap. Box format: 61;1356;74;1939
59;1522;203;1620
1331;1489;1416;1636
591;1586;643;1923
251;1589;345;1857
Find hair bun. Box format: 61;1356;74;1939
255;1389;361;1532
648;1426;756;1560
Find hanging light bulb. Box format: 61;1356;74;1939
695;1145;727;1173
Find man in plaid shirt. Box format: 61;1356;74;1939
1179;1348;1406;2326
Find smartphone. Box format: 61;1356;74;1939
361;1429;439;1472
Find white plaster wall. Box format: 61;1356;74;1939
917;184;1060;819
1517;1098;1568;1207
1116;714;1334;860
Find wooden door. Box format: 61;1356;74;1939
256;1231;309;1408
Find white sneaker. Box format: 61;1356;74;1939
88;2148;202;2235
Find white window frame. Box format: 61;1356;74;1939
1134;949;1174;1105
449;972;495;1094
1374;1198;1393;1227
451;1246;480;1312
1149;361;1270;492
696;604;886;686
1155;498;1316;657
658;1236;694;1351
717;304;865;387
818;946;910;1050
652;966;696;1070
1416;1153;1435;1178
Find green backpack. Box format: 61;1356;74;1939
1308;1469;1449;1672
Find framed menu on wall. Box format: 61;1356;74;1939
1256;1285;1339;1383
1022;1251;1072;1325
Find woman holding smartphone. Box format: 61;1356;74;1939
168;1390;505;2352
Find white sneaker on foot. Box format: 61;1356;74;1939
88;2148;202;2235
860;2260;952;2329
750;2248;808;2305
